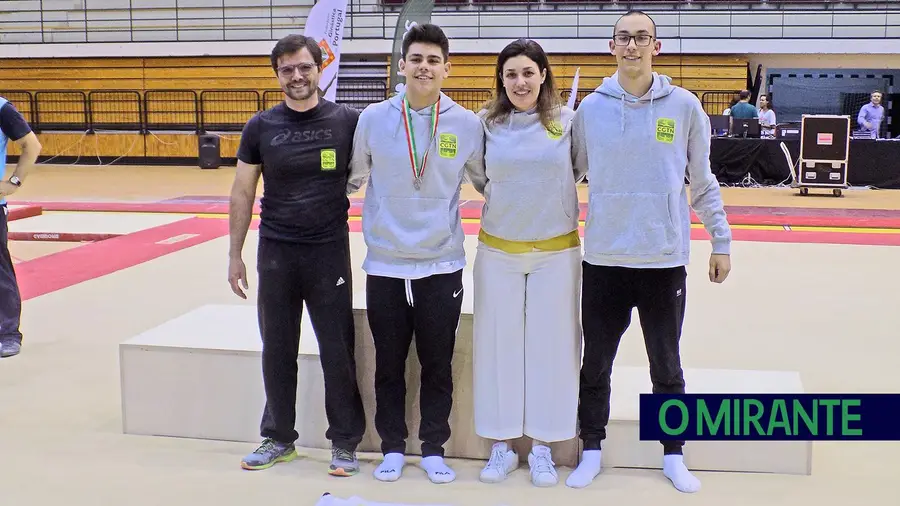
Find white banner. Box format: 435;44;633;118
567;67;580;110
303;0;348;102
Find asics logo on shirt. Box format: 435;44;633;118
270;128;333;146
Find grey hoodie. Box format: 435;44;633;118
468;105;584;242
348;91;485;279
572;72;732;268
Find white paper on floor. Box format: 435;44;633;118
314;493;458;506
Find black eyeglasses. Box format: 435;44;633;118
613;34;655;47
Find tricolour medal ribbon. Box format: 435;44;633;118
401;95;440;189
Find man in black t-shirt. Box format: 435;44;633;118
0;97;42;359
228;34;366;477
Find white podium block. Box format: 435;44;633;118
120;291;808;474
119;291;580;467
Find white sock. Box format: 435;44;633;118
663;454;701;493
565;449;602;488
374;453;405;482
420;456;455;484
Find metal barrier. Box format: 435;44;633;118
88;90;143;132
0;91;35;125
701;91;741;115
444;88;493;111
561;89;592;108
200;90;261;132
0;86;389;133
3;86;761;133
262;90;285;111
144;90;200;132
335;80;389;111
34;91;88;131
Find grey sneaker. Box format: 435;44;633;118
328;447;359;476
240;438;297;470
0;341;20;358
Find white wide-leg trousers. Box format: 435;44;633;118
472;242;583;443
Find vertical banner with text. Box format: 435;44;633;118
304;0;349;102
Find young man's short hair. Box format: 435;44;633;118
613;10;657;37
401;23;450;62
270;34;323;70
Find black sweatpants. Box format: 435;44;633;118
256;232;366;452
0;204;22;345
366;269;464;458
578;263;687;455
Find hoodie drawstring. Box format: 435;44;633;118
618;89;657;133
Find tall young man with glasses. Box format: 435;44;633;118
567;11;732;493
229;34;367;477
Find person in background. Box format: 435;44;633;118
758;94;776;138
857;90;884;139
0;96;41;359
728;90;758;120
466;38;584;488
721;95;738;116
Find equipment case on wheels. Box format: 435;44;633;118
791;114;851;197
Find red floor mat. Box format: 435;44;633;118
8;204;42;221
15;217;231;300
19;199;900;229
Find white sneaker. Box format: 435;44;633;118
528;445;558;487
479;442;519;483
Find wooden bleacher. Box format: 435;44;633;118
1;53;746;161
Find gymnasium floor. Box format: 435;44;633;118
1;163;898;506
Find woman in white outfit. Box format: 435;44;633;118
466;38;586;487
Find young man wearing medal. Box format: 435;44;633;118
347;23;485;484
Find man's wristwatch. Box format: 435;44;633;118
8;176;21;187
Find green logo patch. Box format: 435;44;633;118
320;148;336;170
438;133;457;158
546;121;563;140
656;118;676;144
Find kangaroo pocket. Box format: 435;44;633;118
368;196;454;258
483;179;573;240
585;192;679;257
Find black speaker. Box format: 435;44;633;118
198;134;221;169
